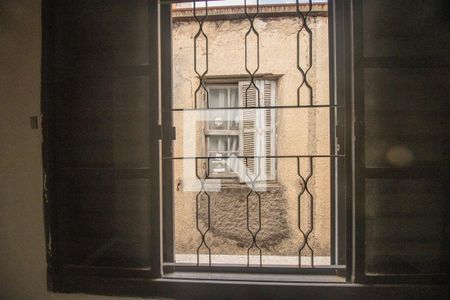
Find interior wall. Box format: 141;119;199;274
0;1;147;299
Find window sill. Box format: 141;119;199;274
50;271;450;300
162;271;346;283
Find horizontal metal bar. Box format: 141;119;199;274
170;104;339;112
205;175;239;180
203;73;283;82
164;155;345;160
163;263;346;276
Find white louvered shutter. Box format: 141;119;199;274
239;80;276;182
263;80;276;180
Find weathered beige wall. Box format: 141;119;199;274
172;10;331;259
0;1;146;299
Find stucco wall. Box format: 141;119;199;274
172;10;331;259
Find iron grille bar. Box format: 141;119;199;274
244;0;260;108
296;0;314;106
170;104;339;111
297;156;315;267
174;0;335;270
164;155;344;160
195;157;212;265
245;157;263;266
193;1;209;109
193;2;212;266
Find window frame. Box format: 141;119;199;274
203;80;279;180
44;0;441;297
42;0;348;283
204;84;241;178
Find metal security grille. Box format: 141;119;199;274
165;0;343;271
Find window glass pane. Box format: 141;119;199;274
54;0;149;76
364;68;448;168
230;87;239;129
230;135;239;152
209;156;228;173
209;88;227;108
365;179;447;274
208;136;239;174
208;136;228;152
59;171;151;268
50;0;153;269
362;0;450;57
209;88;233;130
209;112;228;130
228;153;239;174
171;1;332;267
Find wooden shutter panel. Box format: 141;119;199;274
353;0;450;279
239;80;276;182
44;0;157;270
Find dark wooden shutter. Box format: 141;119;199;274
43;0;158;270
353;0;449;280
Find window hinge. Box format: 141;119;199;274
171;126;177;140
156;125;163;140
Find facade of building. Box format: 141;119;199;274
171;3;331;262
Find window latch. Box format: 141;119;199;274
158;125;176;141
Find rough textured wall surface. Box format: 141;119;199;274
199;185;290;252
172;11;331;259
